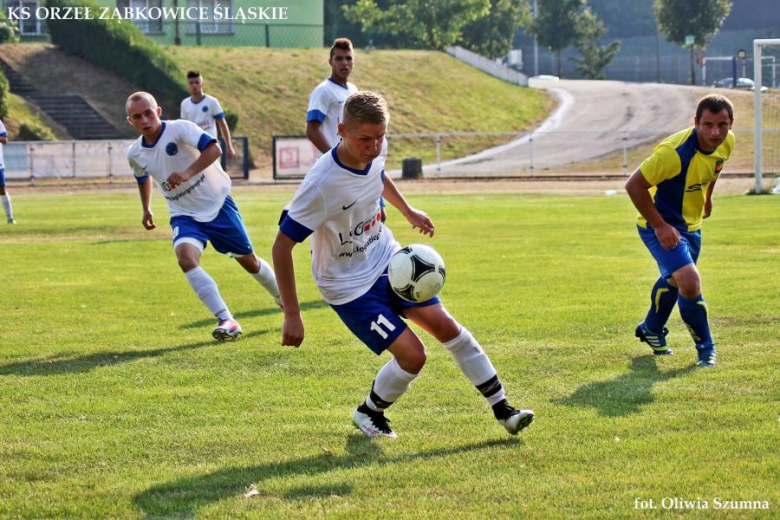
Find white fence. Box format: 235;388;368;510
4;137;251;181
446;46;529;87
4;140;135;181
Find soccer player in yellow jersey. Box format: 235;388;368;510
625;94;735;367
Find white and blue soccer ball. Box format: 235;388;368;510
388;244;446;302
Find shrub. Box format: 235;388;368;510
0;69;9;120
18;122;56;141
224;110;239;133
0;12;20;44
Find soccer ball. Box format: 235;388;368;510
388;244;446;302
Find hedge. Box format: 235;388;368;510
18;122;56;141
0;68;9;120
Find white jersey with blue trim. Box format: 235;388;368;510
0;119;6;168
307;78;358;148
180;94;225;139
126;120;231;222
280;144;398;305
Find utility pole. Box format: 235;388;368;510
656;26;662;82
533;0;538;77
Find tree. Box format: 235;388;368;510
528;0;583;78
460;0;530;59
655;0;732;85
0;11;20;44
587;0;656;38
569;7;620;79
325;0;368;46
343;0;490;50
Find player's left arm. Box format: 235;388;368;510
215;117;236;160
382;173;434;237
167;141;222;189
703;178;718;219
0;120;7;144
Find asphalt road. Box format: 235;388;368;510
416;78;701;177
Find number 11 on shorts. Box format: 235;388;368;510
370;314;396;339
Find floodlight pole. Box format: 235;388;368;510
532;0;538;77
754;39;763;194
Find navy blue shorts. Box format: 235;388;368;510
170;196;253;256
638;225;701;279
331;271;441;355
0;168;5;187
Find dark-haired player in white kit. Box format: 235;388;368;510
273;92;534;438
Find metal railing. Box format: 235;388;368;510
4;136;250;182
383;128;771;178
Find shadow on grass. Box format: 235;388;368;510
180;300;330;329
0;330;268;377
133;435;520;517
554;355;697;417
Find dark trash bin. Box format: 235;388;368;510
401;157;423;180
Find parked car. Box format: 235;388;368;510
712;77;768;92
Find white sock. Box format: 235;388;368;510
443;327;507;406
2;194;12;221
365;358;419;412
184;266;231;321
251;256;280;300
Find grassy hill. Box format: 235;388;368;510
4;92;69;140
0;44;552;173
164;47;553;171
0;43;145;139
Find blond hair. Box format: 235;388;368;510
125;91;157;114
343;91;388;128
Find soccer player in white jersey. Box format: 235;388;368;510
0;119;15;224
303;37;386;223
273;92;534;438
126;92;280;341
306;38;359;153
181;71;236;160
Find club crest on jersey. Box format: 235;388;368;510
202;106;209;112
714;159;724;174
166;143;178;156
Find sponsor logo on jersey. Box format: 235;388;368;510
338;210;382;247
686;179;712;193
166;143;178;156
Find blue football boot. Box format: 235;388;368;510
635;322;673;355
696;347;717;367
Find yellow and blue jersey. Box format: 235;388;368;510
637;127;734;232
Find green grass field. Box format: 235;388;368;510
0;190;777;518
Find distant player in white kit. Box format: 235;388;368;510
306;38;359;153
305;37;386;223
273;92;534;438
126;92;280;340
181;71;236;160
0;119;15;224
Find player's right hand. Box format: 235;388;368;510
282;314;304;348
655;222;680;250
142;210;156;230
